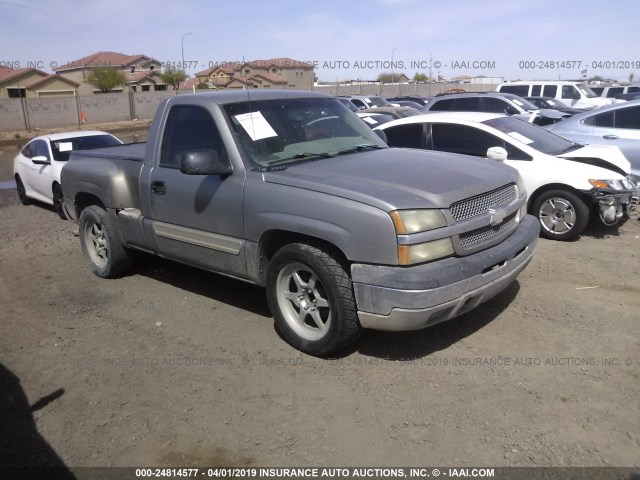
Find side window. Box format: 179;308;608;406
588;111;614;127
33;140;50;160
431;124;503;157
614;106;640;129
606;87;624;98
561;86;579;100
542;85;558;97
503;142;533;161
627;87;640;93
483;97;512;113
499;85;528;96
21;142;35;158
351;99;366;109
451;97;480;111
429;99;453;111
383;124;425;149
531;85;542;96
160;106;227;169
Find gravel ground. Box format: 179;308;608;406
0;189;639;471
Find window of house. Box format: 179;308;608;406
7;88;26;98
160;106;227;169
245;69;250;74
150;65;154;70
154;84;167;91
142;85;150;92
131;86;137;92
131;66;135;73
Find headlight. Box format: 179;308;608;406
589;179;634;191
398;238;454;265
389;209;447;234
516;174;527;199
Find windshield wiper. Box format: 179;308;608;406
264;152;335;167
558;144;583;154
337;144;384;155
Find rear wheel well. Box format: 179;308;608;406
75;193;106;218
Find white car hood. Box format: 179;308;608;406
557;144;631;176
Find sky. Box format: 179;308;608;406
1;0;639;83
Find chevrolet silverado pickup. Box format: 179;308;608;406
61;90;540;356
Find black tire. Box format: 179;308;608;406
78;205;134;278
266;241;361;356
15;175;33;205
532;189;590;241
52;183;67;220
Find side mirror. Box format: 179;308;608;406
31;156;50;165
487;146;508;161
179;149;232;176
505;106;519;115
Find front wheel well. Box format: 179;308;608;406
527;183;590;211
259;230;350;278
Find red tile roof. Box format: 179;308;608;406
27;74;80;89
55;51;159;71
0;66;48;85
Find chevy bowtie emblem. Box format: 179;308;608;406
488;208;506;226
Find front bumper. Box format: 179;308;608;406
581;187;638;223
352;214;539;331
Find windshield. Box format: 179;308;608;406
50;134;122;162
482;117;578;155
223;97;387;168
577;83;597;98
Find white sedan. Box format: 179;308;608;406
374;112;637;240
13;131;122;219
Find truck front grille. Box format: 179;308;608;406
458;212;518;248
450;184;517;222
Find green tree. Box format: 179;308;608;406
378;71;408;83
160;67;188;90
195;81;210;90
87;67;127;93
413;73;429;82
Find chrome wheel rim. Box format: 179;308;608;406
538;197;576;235
276;262;331;341
84;219;108;268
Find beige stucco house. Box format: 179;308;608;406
194;58;314;90
0;66;81;98
54;51;165;94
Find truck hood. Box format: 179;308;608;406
262;148;518;211
557;144;631;177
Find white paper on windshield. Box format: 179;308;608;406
507;131;534;144
235;111;277;141
362;116;378;125
546;100;555;106
512;99;524;106
57;142;73;152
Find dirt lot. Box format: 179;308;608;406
0;189;639;470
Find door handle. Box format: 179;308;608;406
151;181;166;195
602;134;619;140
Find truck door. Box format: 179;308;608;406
147;104;247;277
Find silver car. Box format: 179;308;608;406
547;99;640;184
